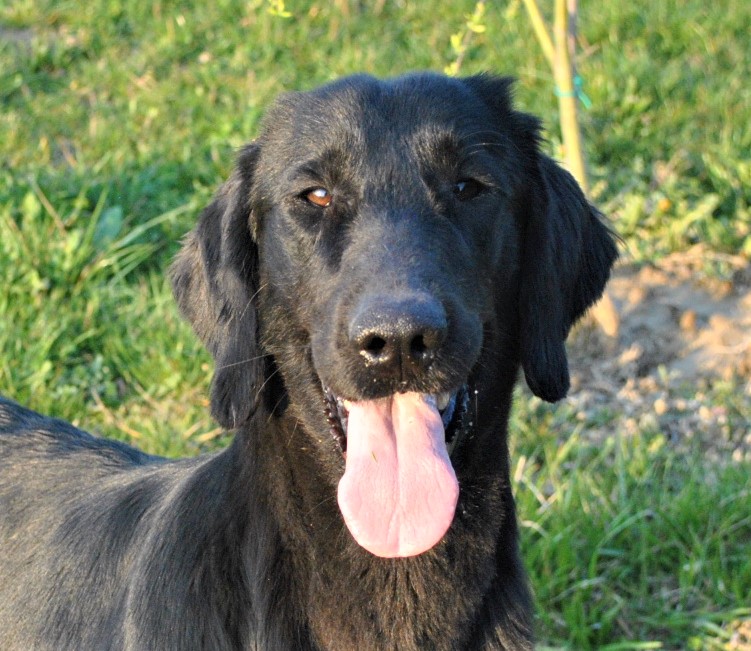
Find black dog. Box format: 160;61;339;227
0;72;616;650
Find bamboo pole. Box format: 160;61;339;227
520;0;619;337
553;0;588;193
521;0;555;67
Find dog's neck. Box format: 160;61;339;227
227;396;530;650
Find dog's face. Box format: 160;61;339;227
172;73;617;558
255;75;525;398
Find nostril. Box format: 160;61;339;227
363;335;388;357
410;334;427;357
409;324;446;363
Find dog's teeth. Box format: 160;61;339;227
436;392;451;411
423;394;438;409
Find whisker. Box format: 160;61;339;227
215;354;270;371
253;366;281;404
237;281;267;323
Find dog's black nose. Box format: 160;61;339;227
349;294;447;378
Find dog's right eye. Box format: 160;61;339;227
453;179;484;202
303;188;333;208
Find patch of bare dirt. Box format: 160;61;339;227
567;245;751;462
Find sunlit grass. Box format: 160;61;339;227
1;1;749;647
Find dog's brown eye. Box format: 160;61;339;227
305;187;333;208
453;179;483;201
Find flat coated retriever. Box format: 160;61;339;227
0;72;617;650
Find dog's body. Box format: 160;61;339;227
0;73;616;650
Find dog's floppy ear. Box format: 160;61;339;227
463;74;617;402
170;144;265;429
518;154;618;402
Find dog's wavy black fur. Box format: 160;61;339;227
0;72;617;650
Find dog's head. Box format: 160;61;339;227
171;72;617;557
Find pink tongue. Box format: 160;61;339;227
337;392;459;558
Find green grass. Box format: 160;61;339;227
1;1;749;647
512;394;751;649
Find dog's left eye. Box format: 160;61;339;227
304;187;333;208
453;179;483;201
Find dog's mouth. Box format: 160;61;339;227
324;386;470;456
322;385;472;559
